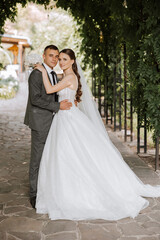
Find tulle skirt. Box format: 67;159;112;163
36;106;160;220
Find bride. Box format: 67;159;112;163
35;48;160;221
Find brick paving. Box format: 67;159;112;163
0;81;160;240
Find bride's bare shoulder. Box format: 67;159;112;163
60;73;77;85
65;73;76;81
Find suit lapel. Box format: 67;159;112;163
42;64;58;100
42;63;52;85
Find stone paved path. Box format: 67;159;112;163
0;81;160;240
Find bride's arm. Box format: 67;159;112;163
35;65;71;94
41;69;71;94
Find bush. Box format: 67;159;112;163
0;76;19;99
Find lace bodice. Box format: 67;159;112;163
58;88;76;105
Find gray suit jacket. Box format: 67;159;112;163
24;66;60;132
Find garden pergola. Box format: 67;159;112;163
0;34;31;72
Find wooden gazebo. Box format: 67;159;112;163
0;34;32;72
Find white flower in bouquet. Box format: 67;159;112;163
25;54;42;69
25;54;42;79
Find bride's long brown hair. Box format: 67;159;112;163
60;49;82;102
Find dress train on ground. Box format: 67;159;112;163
36;88;160;220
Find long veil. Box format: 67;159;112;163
77;61;160;196
77;61;110;141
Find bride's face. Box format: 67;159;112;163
59;53;74;71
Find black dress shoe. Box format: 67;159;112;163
30;196;36;209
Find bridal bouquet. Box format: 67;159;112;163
25;54;42;78
25;54;42;69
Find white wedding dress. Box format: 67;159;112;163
36;87;160;221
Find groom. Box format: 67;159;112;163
24;45;72;208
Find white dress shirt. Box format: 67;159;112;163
43;63;58;116
43;63;57;86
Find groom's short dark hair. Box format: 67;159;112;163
44;45;59;54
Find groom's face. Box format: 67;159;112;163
43;49;59;69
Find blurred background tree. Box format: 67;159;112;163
4;3;81;55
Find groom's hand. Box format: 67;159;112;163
60;99;72;110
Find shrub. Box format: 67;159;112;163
0;76;19;99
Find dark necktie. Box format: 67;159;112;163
50;71;58;102
50;71;57;85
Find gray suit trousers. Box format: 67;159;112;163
29;128;50;198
